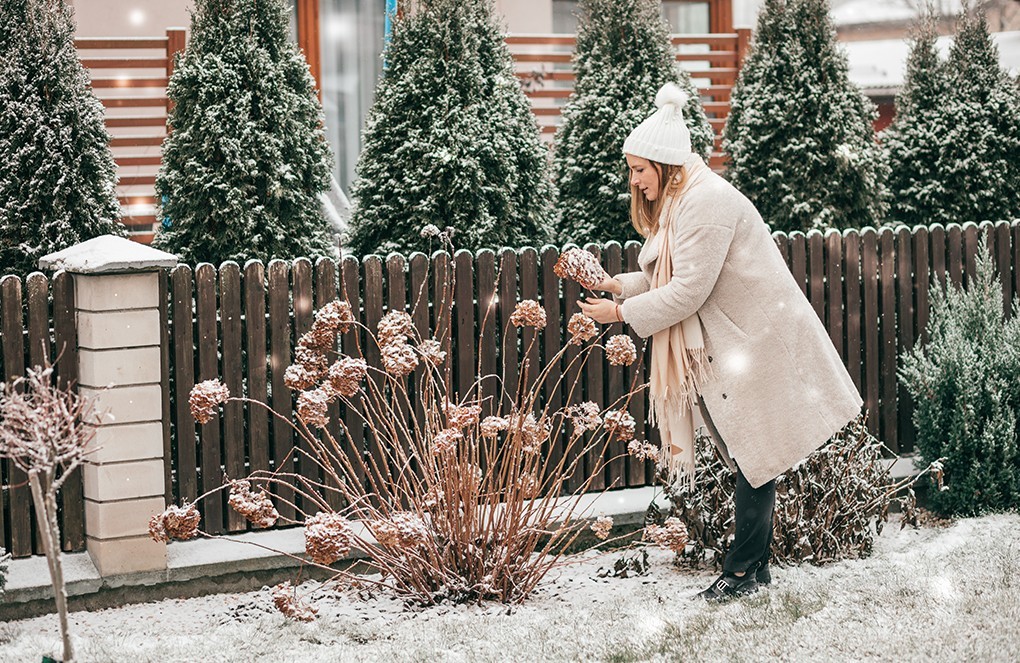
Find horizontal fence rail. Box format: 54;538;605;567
162;219;1020;537
0;272;84;558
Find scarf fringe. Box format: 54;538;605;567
649;347;715;491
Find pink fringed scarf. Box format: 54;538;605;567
648;157;715;491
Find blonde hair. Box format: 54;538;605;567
629;160;687;238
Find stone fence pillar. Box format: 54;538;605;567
40;236;178;577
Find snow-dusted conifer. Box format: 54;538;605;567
0;0;123;277
724;0;888;233
882;10;952;226
936;6;1020;223
153;0;335;265
552;0;713;245
344;0;553;256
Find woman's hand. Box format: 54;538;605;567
594;276;623;296
577;297;621;325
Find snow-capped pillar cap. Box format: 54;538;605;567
38;235;178;274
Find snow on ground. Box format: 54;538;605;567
2;513;1019;662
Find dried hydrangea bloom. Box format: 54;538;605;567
284;363;320;392
372;512;429;550
381;342;419;377
297;388;331;429
315;300;355;335
272;582;318;622
189;379;230;424
479;415;510;438
566;402;602;438
553;248;609;289
300;323;336;354
512;412;550;453
445;400;482;429
567;313;598;345
627;439;660;462
304;512;352;566
327;357;368;397
148;502;201;542
591;515;613;540
420;223;441;238
419;339;447;366
294;345;329;376
433;428;463;455
378;310;414;347
227;480;279;528
605;334;638;366
509;299;547;328
604;409;636;442
518;472;541;499
643;516;689;554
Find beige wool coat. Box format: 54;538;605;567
616;166;863;489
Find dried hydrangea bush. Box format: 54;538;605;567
658;416;942;568
154;244;660;617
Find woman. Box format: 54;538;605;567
578;83;862;600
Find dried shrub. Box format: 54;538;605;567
227;480;279;528
188;379;230;424
591;516;613;540
553;248;609;289
304;512;352;566
149;502;202;542
660;416;941;568
271;582;317;622
567;313;598;345
605;335;637;366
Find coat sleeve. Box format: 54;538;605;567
620;221;735;339
613;271;651;302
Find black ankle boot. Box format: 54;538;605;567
756;563;771;586
694;572;759;601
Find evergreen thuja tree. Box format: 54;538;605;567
552;0;713;245
0;0;123;277
882;10;952;227
724;0;888;233
344;0;553;256
936;6;1020;224
154;0;334;265
900;244;1020;515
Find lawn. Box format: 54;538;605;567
2;513;1018;662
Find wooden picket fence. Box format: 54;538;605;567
160;219;1020;537
2;219;1017;552
0;273;84;557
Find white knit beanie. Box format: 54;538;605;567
622;82;692;165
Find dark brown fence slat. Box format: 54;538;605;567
808;231;825;324
895;227;915;454
861;229;880;437
790;233;808;297
912;227;930;347
540;246;563;485
824;231;844;359
170;266;197;506
930;224;947;291
498;249;519;413
382;254;410;503
362;256;387;497
409;253;430;428
340;256;366;492
994;221;1012;315
622;242;648;486
454;250;476;401
476;251;498;418
878;229;898;452
291;258;320;508
195;263;224;533
219;263;245;531
562;256;583;493
244;261;270;484
267;260;295;521
315;258;344;512
947;224;963;289
432;252;452;365
2;276;32;556
582;244;605;491
53;272;84;552
774;232;790;267
26;274;49;555
843;230;863;394
603;242;626;488
519;248;541;397
963;222;979;287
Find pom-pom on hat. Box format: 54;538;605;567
622;83;692;166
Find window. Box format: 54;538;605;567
552;0;711;34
